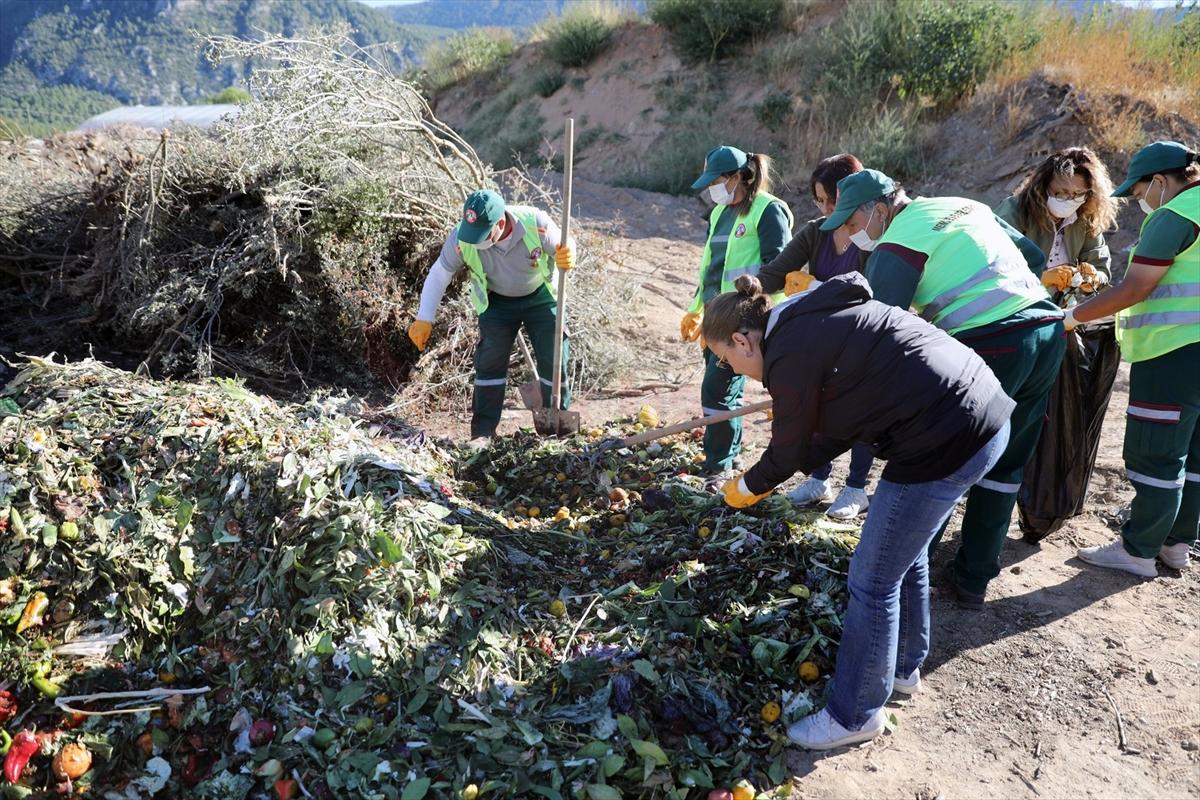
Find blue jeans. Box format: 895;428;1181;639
810;443;875;490
825;421;1010;730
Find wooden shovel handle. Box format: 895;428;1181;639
618;399;773;448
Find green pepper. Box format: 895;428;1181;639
59;521;79;541
30;675;60;699
0;730;11;756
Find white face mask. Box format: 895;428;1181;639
472;223;501;250
1046;195;1085;219
848;206;879;252
708;180;734;206
1138;180;1166;216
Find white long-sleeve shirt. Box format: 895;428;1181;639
416;207;575;321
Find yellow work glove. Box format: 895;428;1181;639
1041;265;1074;292
555;244;575;272
783;271;815;296
1077;262;1108;294
721;475;771;509
680;311;703;343
407;320;432;352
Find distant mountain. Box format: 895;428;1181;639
382;0;647;30
0;0;447;136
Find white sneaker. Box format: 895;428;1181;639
1077;539;1157;578
827;486;869;519
1158;542;1191;570
787;707;886;750
893;668;922;696
788;477;832;507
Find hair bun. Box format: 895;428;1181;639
734;274;763;297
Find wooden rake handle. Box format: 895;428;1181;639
618;399;773;449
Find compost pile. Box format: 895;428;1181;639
0;31;632;407
0;359;857;800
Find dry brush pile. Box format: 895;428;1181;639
0;30;634;408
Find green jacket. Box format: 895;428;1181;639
994;195;1112;279
758;217;870;294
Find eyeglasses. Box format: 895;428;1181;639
1050;188;1090;202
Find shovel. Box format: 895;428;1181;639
516;334;544;413
532;117;582;436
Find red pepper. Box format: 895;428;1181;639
0;690;16;723
3;730;37;783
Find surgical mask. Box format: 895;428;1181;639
472;225;501;250
1046;195;1085;219
848;207;879;252
1138;180;1166;215
708;180;734;206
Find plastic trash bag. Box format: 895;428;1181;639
1018;324;1121;541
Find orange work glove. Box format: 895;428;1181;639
1077;262;1108;293
555;244;575;271
783;271;815;296
1041;265;1074;292
680;311;703;343
721;475;772;508
407;320;432;351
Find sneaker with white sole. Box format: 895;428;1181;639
1077;539;1157;578
788;477;832;507
787;707;886;750
893;669;922;696
827;486;869;519
1158;542;1191;570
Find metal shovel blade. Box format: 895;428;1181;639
518;379;543;411
532;407;581;436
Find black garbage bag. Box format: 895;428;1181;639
1018;324;1121;541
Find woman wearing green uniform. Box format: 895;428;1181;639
1069;141;1200;577
995;148;1120;535
822;169;1065;608
681;145;793;478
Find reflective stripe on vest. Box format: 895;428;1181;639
880;197;1047;335
1116;185;1200;362
690;191;794;313
459;206;554;315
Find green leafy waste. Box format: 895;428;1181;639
0;357;859;799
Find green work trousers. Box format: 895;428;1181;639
471;286;570;438
701;347;746;473
1120;342;1200;558
944;317;1066;594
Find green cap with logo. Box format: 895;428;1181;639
458;189;505;244
1112;140;1193;197
691;145;748;191
820;169;897;230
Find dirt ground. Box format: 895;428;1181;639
423;176;1200;799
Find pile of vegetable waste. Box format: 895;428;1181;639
0;359;860;799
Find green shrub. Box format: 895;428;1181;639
532;68;567;97
421;27;515;91
543;11;615;67
615;121;771;195
847;105;926;181
649;0;784;62
755;91;792;131
204;86;251;104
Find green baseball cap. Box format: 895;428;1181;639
691;145;748;191
458;189;505;244
820;169;896;230
1112;140;1193;197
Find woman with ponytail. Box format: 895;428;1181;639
704;273;1013;750
680;145;793;480
1069;140;1200;577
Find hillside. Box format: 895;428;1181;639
0;0;443;135
431;0;1200;222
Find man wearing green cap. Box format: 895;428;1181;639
408;189;576;443
1068;140;1200;577
682;144;793;478
822;169;1065;608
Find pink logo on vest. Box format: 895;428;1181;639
464;208;478;223
530;247;543;261
735;223;747;238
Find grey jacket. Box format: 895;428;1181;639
758;216;870;294
994;196;1112;279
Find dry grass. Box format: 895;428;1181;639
990;6;1199;123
